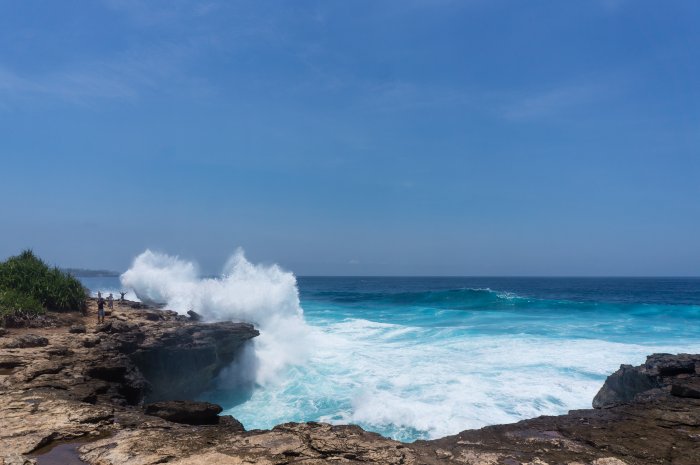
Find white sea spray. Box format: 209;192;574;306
117;265;700;442
120;248;310;385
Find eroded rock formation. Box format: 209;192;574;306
1;299;698;465
592;353;700;408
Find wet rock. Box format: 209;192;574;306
187;310;202;321
2;334;49;348
144;400;223;425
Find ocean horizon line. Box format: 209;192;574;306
75;272;700;279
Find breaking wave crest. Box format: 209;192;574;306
114;266;700;441
120;249;309;385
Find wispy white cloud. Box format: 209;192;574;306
499;78;623;121
0;67;135;104
0;40;210;107
0;1;295;108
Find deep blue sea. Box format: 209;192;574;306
80;275;700;442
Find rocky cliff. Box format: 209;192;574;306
0;300;258;464
1;300;698;465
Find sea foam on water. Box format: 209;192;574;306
119;260;700;442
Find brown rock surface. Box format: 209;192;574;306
1;299;699;465
0;298;257;463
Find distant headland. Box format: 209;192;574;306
62;268;120;278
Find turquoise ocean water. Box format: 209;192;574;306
81;276;700;442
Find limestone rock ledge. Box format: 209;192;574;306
1;300;699;465
0;299;257;463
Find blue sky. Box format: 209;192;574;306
1;0;698;275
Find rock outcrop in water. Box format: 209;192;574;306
592;353;700;408
1;299;699;465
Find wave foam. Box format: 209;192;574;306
120;249;309;385
220;312;700;441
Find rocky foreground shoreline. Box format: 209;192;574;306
1;300;699;465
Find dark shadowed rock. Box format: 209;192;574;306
69;324;86;334
96;320;135;334
187;310;202;321
67;380;111;404
143;311;161;321
2;334;49;348
47;346;73;357
645;353;698;376
671;379;700;399
218;415;245;431
82;335;101;348
594;353;700;409
87;363;128;382
145;400;223;425
130;322;258;401
0;355;24;369
592;364;658;408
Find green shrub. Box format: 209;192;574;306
0;288;44;324
0;249;87;312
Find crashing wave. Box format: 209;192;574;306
120;248;310;385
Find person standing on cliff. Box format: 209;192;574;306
97;295;106;324
107;293;114;310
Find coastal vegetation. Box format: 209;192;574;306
0;249;87;325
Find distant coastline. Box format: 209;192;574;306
62;268;120;278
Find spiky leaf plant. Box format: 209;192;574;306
0;249;88;313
